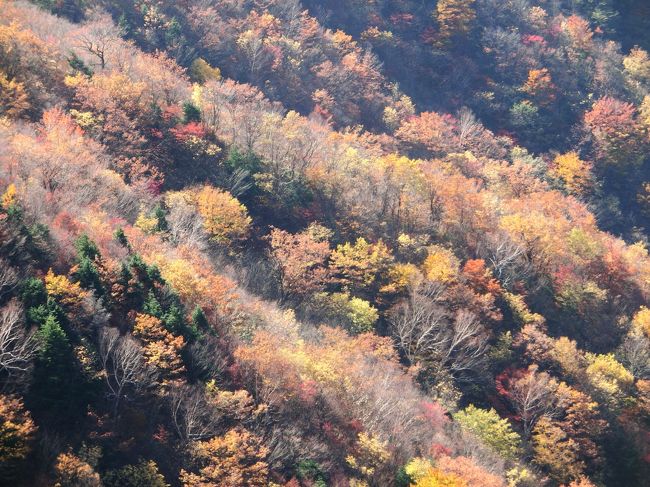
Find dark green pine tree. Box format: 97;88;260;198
74;234;100;261
143;290;163;318
74;256;104;297
29;315;86;429
191;306;209;332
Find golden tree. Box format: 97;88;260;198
0;395;35;467
435;0;476;45
180;428;269;486
195;186;252;245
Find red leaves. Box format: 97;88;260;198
169;122;207;143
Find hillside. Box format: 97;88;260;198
0;1;649;486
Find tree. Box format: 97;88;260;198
54;451;101;487
194;186;251;245
435;0;477;46
410;466;467;487
390;282;489;380
44;268;87;309
99;327;156;415
0;72;29;119
180;428;269;486
522;68;556;106
132;313;185;381
346;432;390;484
103;460;168;487
436;456;505;487
307;292;379;335
624;47;650;91
454;405;521;459
329;238;394;297
396;112;456;156
585;353;634;409
30;314;84;427
267;227;330;304
422;246;460;283
584;97;647;167
532;417;584;483
0;394;35;473
496;366;561;436
557;385;607;468
190;58;221;85
552;152;593;195
0;300;37;388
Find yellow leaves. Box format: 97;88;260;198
189;58;221;84
503;292;545;327
195;186;251;245
331;29;355;47
624;47;650;84
552;152;592;194
330;238;394;293
0;394;36;464
405;457;434;482
435;0;477;44
532;417;584;483
631;306;650;338
0;71;29;118
134;211;159;234
45;269;87;307
639;96;650;128
380;263;421;295
412;467;468;487
585;353;633;408
55;452;101;487
422;246;459;283
346;432;390;479
1;183;16;208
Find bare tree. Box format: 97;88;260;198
99;327;155;415
74;12;121;70
446;310;490;378
390;283;489;381
169;382;219;442
390;282;449;365
503;366;562;437
0;300;37;390
186;335;228;381
478;232;534;290
618;333;650;379
0;259;18;302
166;199;209;253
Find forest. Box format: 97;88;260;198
0;0;649;485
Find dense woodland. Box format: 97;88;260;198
0;0;649;485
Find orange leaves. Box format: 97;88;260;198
396;111;456;156
462;259;502;296
54;451;101;487
584;97;647;167
132;313;185;380
522;68;556;106
0;394;36;465
267;226;330;303
563;15;594;52
180;428;269;487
